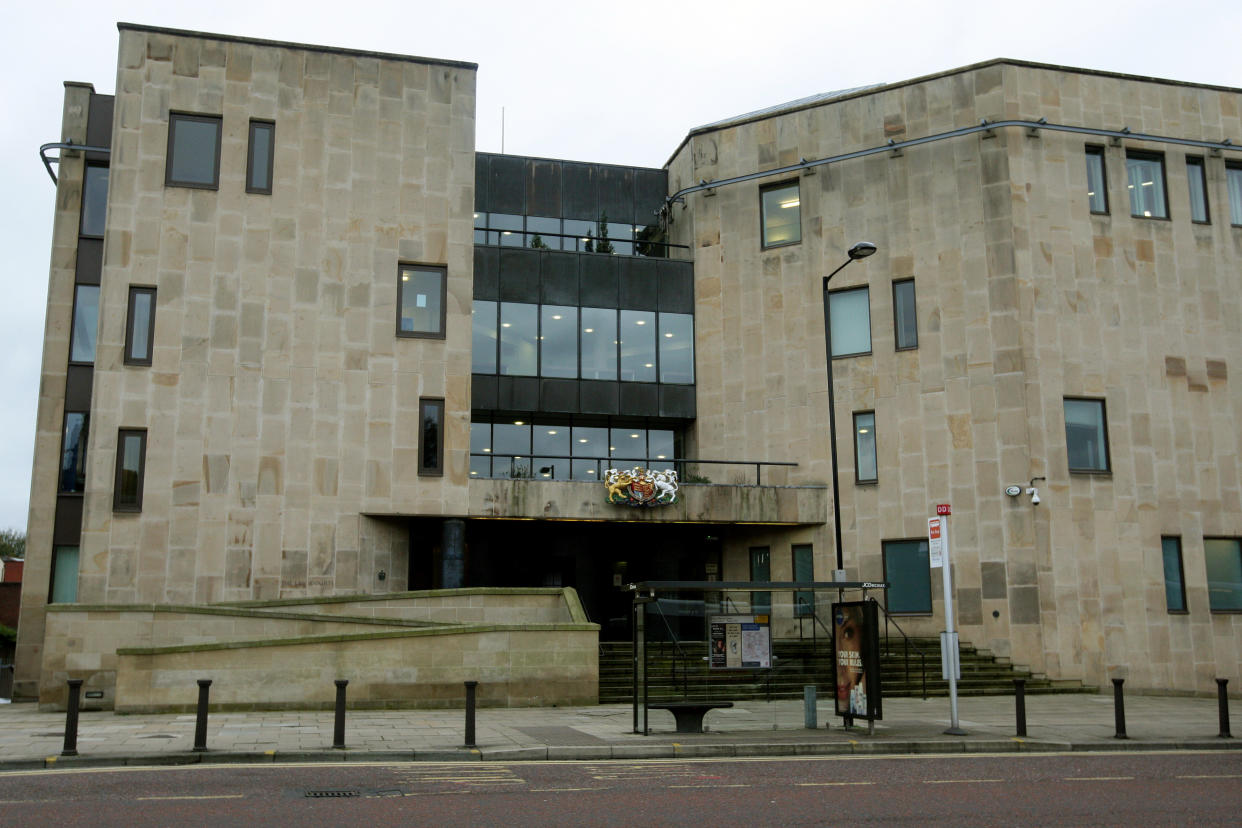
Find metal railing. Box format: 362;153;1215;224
875;599;931;699
471;454;798;487
475;228;691;259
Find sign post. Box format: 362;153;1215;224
929;504;964;735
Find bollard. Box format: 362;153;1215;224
803;685;817;730
193;679;212;752
1218;679;1232;739
1014;678;1027;738
62;679;84;756
463;681;478;748
1112;678;1127;739
333;679;349;749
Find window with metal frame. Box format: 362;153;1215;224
80;165;109;237
166;113;222;189
113;428;148;512
1161;536;1187;613
854;412;877;483
125;286;156;365
246;120;275;194
59;412;89;493
760;181;801;248
892;279;918;350
1126;151;1168;218
750;546;771;615
397;265;447;339
1204;538;1242;612
1186;157;1209;223
1085;146;1108;214
828;286;871;357
1064;398;1110;473
1227;163;1242;226
69;284;100;364
49;546;80;604
793;544;814;617
418;398;445;476
883;539;932;614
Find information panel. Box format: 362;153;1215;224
832;600;883;721
708;614;771;669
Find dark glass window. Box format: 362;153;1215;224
619;310;656;382
470;421;491;478
1228;164;1242;226
418;398;444;476
527;216;562;250
606;222;634;256
571;425;609;480
793;544;814;616
1205;538;1242;612
70;284;100;364
473;211;489;245
49;546;80;604
533;425;571;480
610;428;648;469
490;213;523;246
166;113;222;189
750;546;771;615
829;287;871;357
883;539;932;614
469;417;681;481
246;120;275;194
649;430;674;463
540;306;578;378
1065;398;1110;473
892;279;918;350
493;421;532;478
500;302;537;376
59;412;89;493
397;265;446;338
580;308;617;380
562;219;594;253
854;412;877;483
125;286;156;365
658;313;694;384
1186;157;1209;223
80;165;109;237
1126;152;1168;218
1161;537;1187;613
1085;146;1108;214
471;300;497;373
761;182;801;248
113;428;147;512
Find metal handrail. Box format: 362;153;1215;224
471;453;798;487
649;600;692;697
475;228;691;257
874;599;932;699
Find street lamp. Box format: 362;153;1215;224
822;242;878;575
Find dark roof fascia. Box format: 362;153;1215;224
663;57;1242;169
117;22;478;71
477;150;666;176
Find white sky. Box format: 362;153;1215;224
1;0;1240;532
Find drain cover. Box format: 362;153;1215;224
305;790;361;799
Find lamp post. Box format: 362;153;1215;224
822;242;878;575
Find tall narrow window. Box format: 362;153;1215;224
1228;164;1242;226
80;165;109;237
113;428;147;512
246;120;275;194
580;308;617;380
540;306;578;378
828;287;871;357
166;113;222;189
1126;152;1168;218
59;412;89;493
1064;398;1110;473
125;286;156;365
69;284;100;364
761;182;801;248
499;302;537;376
1186;157;1209;223
1085;146;1108;214
418;398;445;476
892;279;918;350
854;412;877;483
469;421;491;478
1204;538;1242;612
471;300;498;373
658;312;694;384
397;265;446;339
793;544;814;617
883;539;932;614
1161;537;1187;613
619;310;656;382
750;546;771;615
49;546;80;604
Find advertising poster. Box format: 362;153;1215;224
832;600;883;720
708;615;771;669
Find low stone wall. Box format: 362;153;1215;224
227;587;583;626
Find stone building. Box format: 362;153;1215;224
15;22;1242;707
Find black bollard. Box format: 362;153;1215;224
463;680;478;748
333;679;349;749
1014;678;1027;737
1218;679;1232;739
62;679;84;756
1112;678;1127;739
193;679;212;752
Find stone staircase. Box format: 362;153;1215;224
598;637;1093;704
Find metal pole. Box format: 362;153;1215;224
940;515;964;735
333;679;349;749
1112;678;1127;739
1217;679;1232;739
61;679;83;756
1014;678;1027;737
463;680;478;748
803;685;817;729
821;275;845;573
193;679;212;752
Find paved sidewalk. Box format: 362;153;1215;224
0;693;1236;770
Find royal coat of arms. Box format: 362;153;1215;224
604;467;678;507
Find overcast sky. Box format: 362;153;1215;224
1;0;1240;532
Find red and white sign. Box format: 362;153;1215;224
928;517;945;568
936;503;951;515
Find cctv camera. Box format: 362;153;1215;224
1025;487;1040;505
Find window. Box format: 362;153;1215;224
397;265;446;339
165;113;222;189
418;398;445;476
499;302;537;375
1161;537;1187;613
113;428;147;512
1205;538;1242;612
1228;164;1242;226
1186;157;1209;223
854;412;877;483
471;300;497;373
469;416;677;481
828;286;871;357
619;310;656;382
49;546;80;604
1064;398;1110;472
658;313;694;384
892;279;918;350
750;546;771;615
540;306;578;378
69;284;100;364
80;165;109;237
761;182;801;248
793;544;814;617
580;307;618;380
59;412;89;493
125;286;156;365
246;120;275;194
1085;146;1108;214
883;539;932;614
1126;152;1168;218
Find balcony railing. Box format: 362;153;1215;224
469;454;797;486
